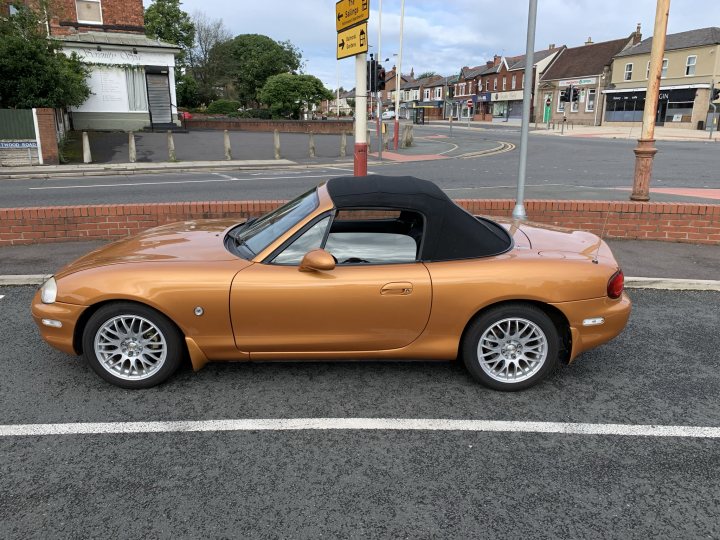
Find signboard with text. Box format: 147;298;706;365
337;22;368;60
336;0;369;32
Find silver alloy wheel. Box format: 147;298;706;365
477;317;548;383
93;315;167;381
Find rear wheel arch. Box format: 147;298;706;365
459;300;572;363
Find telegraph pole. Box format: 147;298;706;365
631;0;671;201
393;0;405;150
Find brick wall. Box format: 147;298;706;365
45;0;145;35
1;200;718;246
185;119;354;134
35;108;59;165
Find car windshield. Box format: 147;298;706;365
232;188;319;256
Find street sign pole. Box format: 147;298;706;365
393;0;405;151
355;52;368;176
376;0;383;161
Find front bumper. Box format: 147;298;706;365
31;289;87;355
551;292;632;362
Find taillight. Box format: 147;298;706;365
607;269;624;299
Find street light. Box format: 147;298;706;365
394;0;405;151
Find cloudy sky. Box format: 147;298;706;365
167;0;720;90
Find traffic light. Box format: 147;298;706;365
559;89;569;102
366;59;378;92
571;87;580;102
713;88;720;102
376;65;386;91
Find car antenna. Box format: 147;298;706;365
592;210;611;265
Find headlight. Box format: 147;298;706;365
40;277;57;304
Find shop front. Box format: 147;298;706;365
490;90;525;121
604;87;704;128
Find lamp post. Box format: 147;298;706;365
393;0;405;151
631;0;671;201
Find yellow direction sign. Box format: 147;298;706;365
336;22;368;60
336;0;369;32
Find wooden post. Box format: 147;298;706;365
631;0;671;201
308;133;316;158
167;130;176;161
340;132;347;157
273;129;281;159
82;131;91;163
223;130;232;160
128;131;136;163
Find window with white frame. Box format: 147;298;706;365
570;94;579;112
434;87;442;99
585;89;596;112
424;89;430;100
646;61;650;79
557;92;565;113
661;58;668;78
685;55;696;76
493;78;497;91
511;75;516;90
624;63;633;81
76;0;102;24
522;73;525;88
459;83;466;95
502;77;507;91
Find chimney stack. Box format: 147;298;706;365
633;23;642;45
585;37;593;45
548;44;555;50
493;55;501;66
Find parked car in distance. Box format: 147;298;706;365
33;176;631;391
382;110;396;120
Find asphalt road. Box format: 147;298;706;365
1;125;718;207
1;287;719;538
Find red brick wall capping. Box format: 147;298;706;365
184;118;354;134
0;200;718;246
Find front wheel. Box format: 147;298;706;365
462;303;560;391
82;302;184;389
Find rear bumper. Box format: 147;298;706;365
551;292;632;362
31;290;86;355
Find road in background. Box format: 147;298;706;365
1;124;718;207
1;288;719;538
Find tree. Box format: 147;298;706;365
144;0;195;68
217;34;303;107
415;71;438;80
258;73;333;119
0;4;90;108
187;11;231;104
175;72;200;108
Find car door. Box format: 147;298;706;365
229;213;432;353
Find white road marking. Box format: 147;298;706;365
1;418;719;438
27;173;336;190
0;295;4;300
0;275;51;286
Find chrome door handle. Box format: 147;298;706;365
381;282;413;295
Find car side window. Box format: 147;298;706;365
272;216;331;265
325;209;423;265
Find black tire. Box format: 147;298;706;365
461;303;560;391
82;302;184;389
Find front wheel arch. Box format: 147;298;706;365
459;300;572;364
73;299;188;357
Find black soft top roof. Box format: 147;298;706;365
326;176;511;261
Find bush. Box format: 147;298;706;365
206;99;242;115
227;108;273;120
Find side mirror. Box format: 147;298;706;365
299;249;336;272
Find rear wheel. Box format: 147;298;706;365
82;302;183;389
462;303;560;391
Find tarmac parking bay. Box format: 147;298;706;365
1;287;718;538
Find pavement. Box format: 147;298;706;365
1;236;718;281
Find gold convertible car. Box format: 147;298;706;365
32;176;631;390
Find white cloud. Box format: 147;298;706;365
167;0;720;89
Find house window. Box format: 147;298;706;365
585;89;596;112
522;73;525;88
434;87;442;99
459;83;466;95
661;58;668;78
502;77;507;91
485;80;489;92
557;92;565;113
493;78;497;91
76;0;102;24
624;63;633;81
570;95;579;112
646;61;650;79
424;89;430;100
511;75;516;90
685;55;696;76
